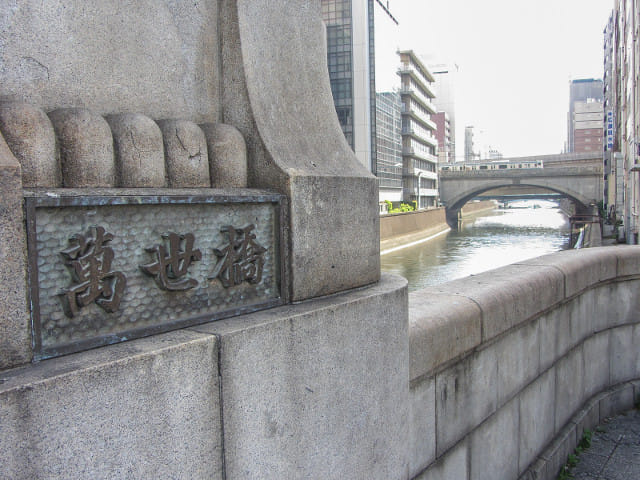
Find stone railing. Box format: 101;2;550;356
408;246;640;480
438;164;603;178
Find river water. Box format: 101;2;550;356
381;200;571;291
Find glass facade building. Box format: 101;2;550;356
321;0;377;172
323;0;354;147
376;92;402;196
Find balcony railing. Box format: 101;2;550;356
402;133;438;150
397;63;435;83
401;104;436;130
404;188;439;198
413;169;438;180
397;67;437;97
401;147;438;163
401;127;438;147
402;115;438;132
398;87;437;115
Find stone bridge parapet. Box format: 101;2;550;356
408;246;640;479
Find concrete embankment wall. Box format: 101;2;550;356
408;246;640;480
380;201;496;254
380;207;450;253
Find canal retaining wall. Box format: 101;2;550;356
380;201;496;253
409;246;640;480
381;207;450;253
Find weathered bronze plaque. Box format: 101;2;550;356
25;190;286;359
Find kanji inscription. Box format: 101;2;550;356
210;224;266;287
140;232;202;291
58;226;127;317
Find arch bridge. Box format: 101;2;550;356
438;153;603;226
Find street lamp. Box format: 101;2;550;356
416;170;425;210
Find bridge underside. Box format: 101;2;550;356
443;183;595;228
479;186;564;197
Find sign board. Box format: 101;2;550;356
25;190;286;359
606;110;615;151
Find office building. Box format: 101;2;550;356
573;100;604;153
567;78;603;153
603;0;640;243
431;111;451;165
376;92;403;203
321;0;377;172
429;62;458;163
464;126;477;162
603;7;623;223
398;50;439;208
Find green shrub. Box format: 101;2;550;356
387;201;416;214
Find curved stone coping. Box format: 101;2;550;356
408;245;640;479
409;246;638;382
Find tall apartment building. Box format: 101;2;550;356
566;78;603;153
604;0;640;243
429;63;458;163
398;50;439;208
376;92;403;203
321;0;377;172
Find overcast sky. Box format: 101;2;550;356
374;0;615;159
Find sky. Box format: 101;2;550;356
374;0;615;159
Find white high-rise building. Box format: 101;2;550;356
398;50;439;209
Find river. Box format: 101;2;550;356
380;200;571;291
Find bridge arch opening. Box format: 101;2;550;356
444;183;592;228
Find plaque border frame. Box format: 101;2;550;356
24;190;288;360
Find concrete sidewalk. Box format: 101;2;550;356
567;408;640;479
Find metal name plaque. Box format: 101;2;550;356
24;190;286;360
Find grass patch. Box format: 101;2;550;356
556;430;592;480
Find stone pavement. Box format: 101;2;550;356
568;408;640;479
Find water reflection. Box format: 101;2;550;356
381;200;571;291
